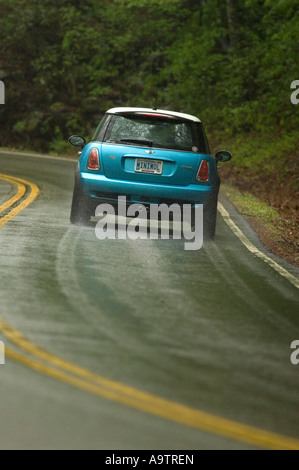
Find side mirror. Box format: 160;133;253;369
215;150;232;162
68;135;86;147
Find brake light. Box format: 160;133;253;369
196;159;209;182
87;148;100;170
137;113;172;119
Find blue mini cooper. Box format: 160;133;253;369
68;107;231;239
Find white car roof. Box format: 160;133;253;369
107;107;201;123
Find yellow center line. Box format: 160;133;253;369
0;175;26;214
2;318;299;450
0;174;39;228
0;172;299;450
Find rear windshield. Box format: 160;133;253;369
102;113;199;152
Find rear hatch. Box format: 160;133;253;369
101;143;200;186
101;111;203;186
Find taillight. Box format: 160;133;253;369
196;159;209;182
87;148;100;170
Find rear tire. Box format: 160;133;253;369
70;176;95;225
190;198;217;241
191;199;217;241
203;198;217;240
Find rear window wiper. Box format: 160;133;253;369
120;138;153;147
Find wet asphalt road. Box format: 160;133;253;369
0;150;298;450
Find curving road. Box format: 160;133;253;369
0;150;298;450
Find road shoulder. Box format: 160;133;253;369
218;190;299;282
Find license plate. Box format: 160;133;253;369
135;158;163;174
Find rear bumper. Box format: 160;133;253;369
80;171;219;207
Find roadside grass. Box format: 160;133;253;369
212;126;298;266
221;183;282;228
220;182;298;266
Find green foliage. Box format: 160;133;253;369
0;0;298;180
222;129;298;176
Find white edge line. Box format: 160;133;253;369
218;202;299;289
